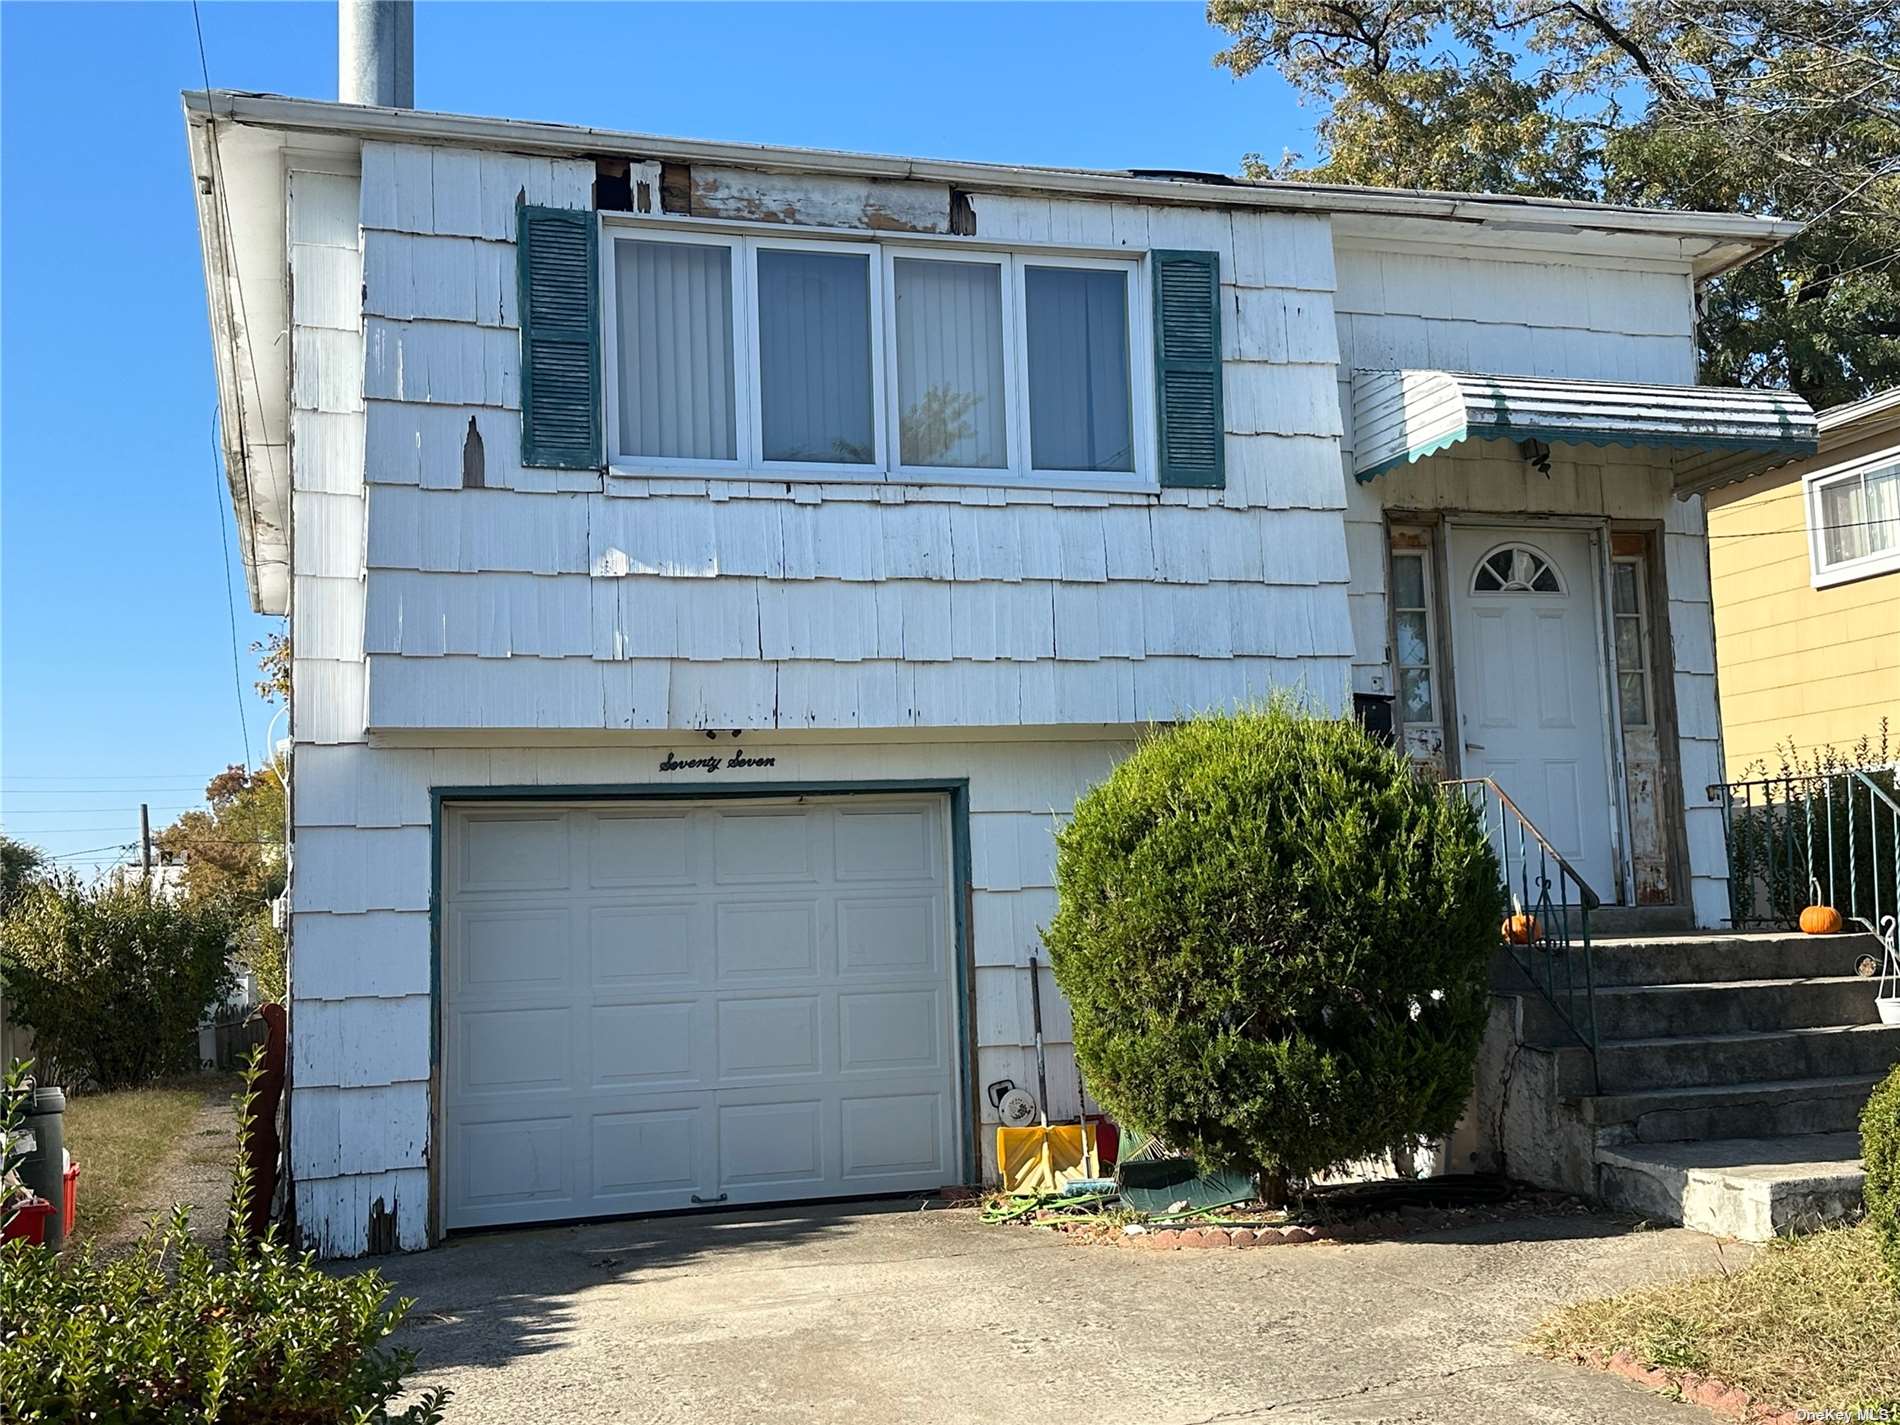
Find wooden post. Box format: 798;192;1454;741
139;803;152;881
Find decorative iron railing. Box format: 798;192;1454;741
1444;778;1601;1086
1711;766;1900;933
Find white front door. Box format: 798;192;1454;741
1448;526;1619;902
440;794;962;1230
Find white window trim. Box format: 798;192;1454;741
599;217;1157;493
1610;554;1653;731
1806;453;1900;589
600;226;753;473
1388;543;1439;726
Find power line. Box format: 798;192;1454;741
210;402;255;769
0;774;212;783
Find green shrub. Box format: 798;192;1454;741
1866;1064;1900;1292
0;1059;450;1423
0;875;238;1090
1044;703;1505;1194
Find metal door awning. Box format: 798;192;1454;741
1350;369;1817;494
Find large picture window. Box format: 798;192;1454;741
1809;458;1900;586
602;224;1150;486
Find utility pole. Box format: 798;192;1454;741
140;803;152;881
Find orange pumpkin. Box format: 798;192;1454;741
1800;903;1842;935
1502;912;1542;945
1800;877;1843;936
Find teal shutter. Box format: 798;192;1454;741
517;205;601;469
1151;249;1225;488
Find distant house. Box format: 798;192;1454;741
186;89;1819;1255
1706;389;1900;774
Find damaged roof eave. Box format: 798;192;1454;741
185;98;294;615
182;90;1804;280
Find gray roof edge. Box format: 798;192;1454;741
182;90;1805;248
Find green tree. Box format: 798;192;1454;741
157;762;287;1002
0;835;46;911
1208;0;1900;407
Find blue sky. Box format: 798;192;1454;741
0;0;1308;871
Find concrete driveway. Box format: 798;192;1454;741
381;1203;1734;1424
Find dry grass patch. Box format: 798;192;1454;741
62;1078;233;1240
1533;1223;1900;1414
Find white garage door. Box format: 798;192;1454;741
441;795;962;1230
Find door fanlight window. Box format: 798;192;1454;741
1472;544;1563;594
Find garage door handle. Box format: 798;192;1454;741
691;1192;729;1205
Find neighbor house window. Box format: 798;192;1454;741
602;226;1150;486
1390;548;1436;723
1809;458;1900;586
1610;557;1652;728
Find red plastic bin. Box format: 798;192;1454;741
2;1197;55;1246
61;1163;79;1240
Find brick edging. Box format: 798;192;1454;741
1568;1348;1804;1423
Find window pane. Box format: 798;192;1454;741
1395;611;1431;669
1821;477;1868;565
1024;266;1133;472
757;249;875;465
893;258;1007;469
615;240;736;461
1867;465;1900;555
1618;671;1649;727
1399;666;1434;720
1391;552;1426;610
1611;562;1639;617
1614;616;1644;671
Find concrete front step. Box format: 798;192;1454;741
1597;1132;1865;1240
1582;1073;1886;1145
1570;1021;1900;1094
1522;976;1887;1044
1500;932;1881;990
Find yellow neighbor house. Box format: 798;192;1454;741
1707;388;1900;775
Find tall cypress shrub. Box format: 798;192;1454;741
1044;703;1504;1194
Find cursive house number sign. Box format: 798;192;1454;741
659;749;778;775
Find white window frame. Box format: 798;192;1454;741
598;216;1156;493
1806;453;1900;588
881;245;1020;483
1388;542;1439;726
600;227;753;473
1609;554;1653;731
747;236;888;478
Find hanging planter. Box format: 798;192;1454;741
1876;915;1900;1027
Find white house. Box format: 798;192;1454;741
185;89;1819;1255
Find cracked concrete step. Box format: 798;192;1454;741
1498;931;1884;989
1597;1132;1865;1240
1562;1021;1900;1095
1581;1073;1886;1145
1520;976;1887;1044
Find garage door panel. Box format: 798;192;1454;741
592;1104;707;1201
455;1115;574;1215
443;796;961;1231
716;996;822;1079
456;1006;572;1095
837;896;941;976
714;811;816;884
589;901;701;988
588;812;693;887
457;814;570;894
834;807;935;881
455;907;572;995
715;899;821;979
591;1000;702;1089
718;1100;825;1190
839;990;946;1073
841;1093;945;1179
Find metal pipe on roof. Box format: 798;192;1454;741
339;0;413;109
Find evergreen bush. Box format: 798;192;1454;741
1044;703;1504;1193
0;875;238;1089
1865;1063;1900;1292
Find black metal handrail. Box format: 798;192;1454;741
1444;778;1600;1086
1712;765;1900;933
